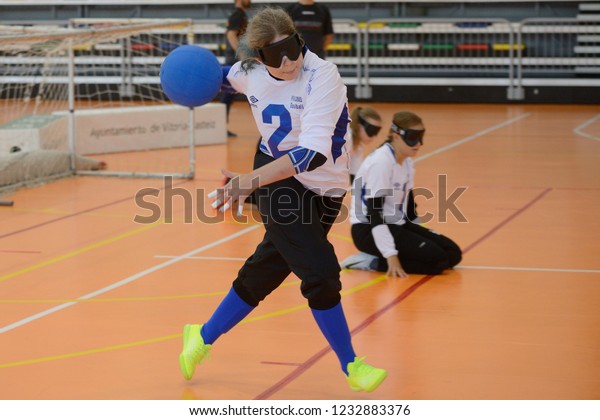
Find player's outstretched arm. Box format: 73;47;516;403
209;155;296;213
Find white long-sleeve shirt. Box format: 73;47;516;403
226;49;350;196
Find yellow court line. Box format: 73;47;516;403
241;275;387;323
0;291;227;304
341;275;388;295
328;232;353;243
0;334;182;369
0;266;378;304
0;222;163;283
3;205;143;221
9;207;150;221
3;205;261;224
5;207;73;215
241;303;309;324
0;280;302;304
0;275;387;369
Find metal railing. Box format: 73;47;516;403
357;18;517;99
352;17;600;100
515;18;600;98
2;17;599;102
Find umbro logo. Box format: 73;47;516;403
249;96;259;103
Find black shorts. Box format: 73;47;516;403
351;221;462;275
233;151;345;310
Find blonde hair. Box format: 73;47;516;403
239;7;296;70
349;106;382;149
247;7;295;49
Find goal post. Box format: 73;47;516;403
0;18;227;193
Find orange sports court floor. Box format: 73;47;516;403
0;102;599;400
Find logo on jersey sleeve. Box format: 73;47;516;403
248;96;259;108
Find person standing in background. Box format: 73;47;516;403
286;0;334;59
221;0;251;137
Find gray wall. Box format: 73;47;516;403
0;1;581;24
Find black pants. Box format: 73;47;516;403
233;152;344;310
351;222;462;275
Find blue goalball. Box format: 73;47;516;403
160;45;223;108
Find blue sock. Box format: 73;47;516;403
200;287;254;345
311;302;357;374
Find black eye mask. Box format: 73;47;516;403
358;114;382;137
391;122;425;146
256;33;304;68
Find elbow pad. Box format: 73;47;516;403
287;147;325;174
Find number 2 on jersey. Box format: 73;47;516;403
262;104;291;158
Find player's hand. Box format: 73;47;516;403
208;169;258;215
386;255;408;278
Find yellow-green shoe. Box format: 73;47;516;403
346;357;387;392
179;324;212;381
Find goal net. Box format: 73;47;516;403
0;19;227;193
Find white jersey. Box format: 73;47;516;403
348;134;364;177
349;143;415;225
226;50;350;196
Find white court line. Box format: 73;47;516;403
458;265;600;274
155;255;246;261
573;113;600;142
153;256;600;274
0;225;260;334
2;112;533;334
345;112;532;192
414;113;532;162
